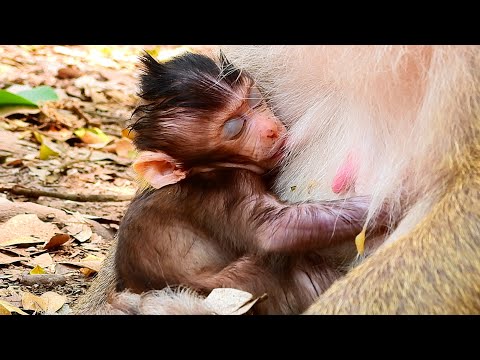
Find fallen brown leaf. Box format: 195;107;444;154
0;106;40;118
60;254;104;273
5;159;23;167
57;66;83;79
203;288;265;315
0;118;31;131
121;128;135;140
89;233;106;244
21;291;66;314
22;291;47;312
32;253;53;267
54;263;77;275
79;268;96;276
0;252;29;265
39;128;75;142
74;127;111;146
0;130;33;157
39;292;66;313
65;223;92;243
0;214;62;247
43;233;70;250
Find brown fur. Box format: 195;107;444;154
75;46;480;315
76;51;378;315
114;168;373;314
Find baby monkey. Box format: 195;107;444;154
114;52;381;314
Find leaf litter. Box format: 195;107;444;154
0;45;241;315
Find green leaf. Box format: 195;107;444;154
17;86;58;104
0;89;38;107
0;86;58;117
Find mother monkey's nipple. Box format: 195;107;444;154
331;151;359;195
331;151;367;254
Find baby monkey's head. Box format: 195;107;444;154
131;51;287;172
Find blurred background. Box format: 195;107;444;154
0;45;213;314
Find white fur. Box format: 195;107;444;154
111;287;214;315
221;45;480;249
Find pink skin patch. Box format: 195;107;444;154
332;152;359;194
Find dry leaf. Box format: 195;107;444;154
0;130;31;156
74;127;111;146
56;304;71;315
0;303;10;315
232;294;267;315
40;292;66;313
0;252;29;265
6;159;23;167
57;66;82;79
81;243;102;251
21;291;66;314
60;254;104;273
79;268;96;276
0;214;61;247
1;119;30;131
55;263;77;275
30;265;46;274
40;128;75;142
65;224;92;242
0;106;39;117
122;128;135;140
32;253;53;267
0;300;28;315
89;233;105;244
22;292;47;312
43;233;70;250
64;223;83;236
33;131;43;144
203;288;264;315
39;139;61;160
114;137;136;159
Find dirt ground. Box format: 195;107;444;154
0;45;213;315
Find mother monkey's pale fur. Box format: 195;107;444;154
75;46;480;314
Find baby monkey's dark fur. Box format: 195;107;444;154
114;52;382;314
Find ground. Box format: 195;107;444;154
0;45;214;315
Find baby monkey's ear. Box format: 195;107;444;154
133;151;187;189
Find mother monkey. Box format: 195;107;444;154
75;46;480;314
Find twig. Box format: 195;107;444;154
19;274;67;287
0;185;133;202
